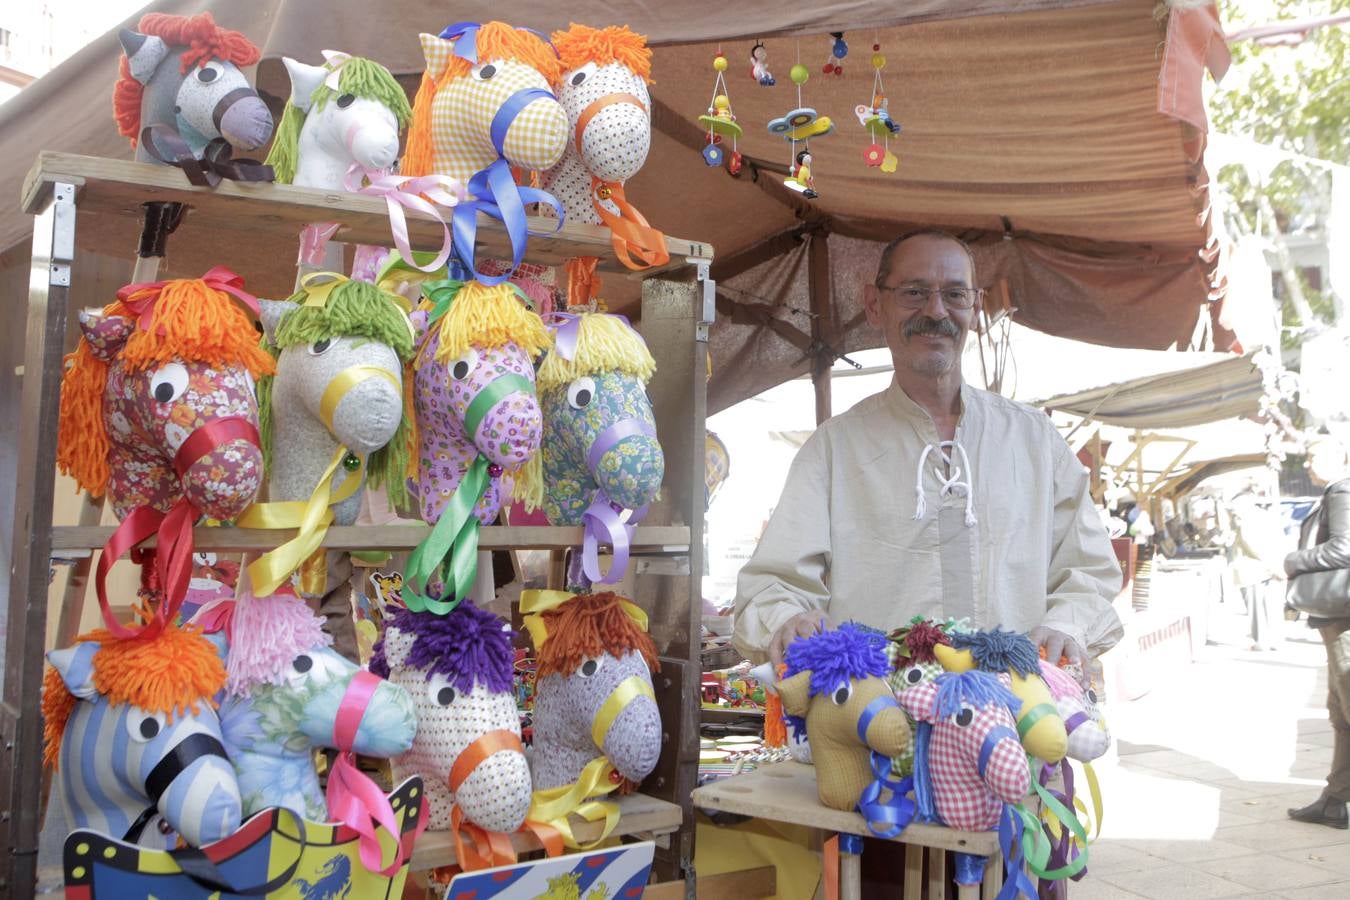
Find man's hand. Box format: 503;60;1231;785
1027;625;1088;685
769;609;829;668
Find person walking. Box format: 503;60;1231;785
1230;489;1286;651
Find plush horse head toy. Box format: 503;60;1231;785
371;602;531;846
935;628;1069;764
1038;661;1111;763
544;25;667;270
266;51;411;189
57;272;273;636
115;12;273;184
533;312;662;586
885;617;952;776
42;620;241;848
777;624;911;813
402;22;569;282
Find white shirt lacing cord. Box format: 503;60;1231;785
913;440;978;528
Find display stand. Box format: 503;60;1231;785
2;152;714;898
692;762;1005;900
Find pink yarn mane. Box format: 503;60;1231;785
1037;661;1080;701
215;590;331;696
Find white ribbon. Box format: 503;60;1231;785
321;49;353;92
344;164;466;274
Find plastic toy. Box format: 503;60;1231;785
768;58;833;199
821;32;847;76
856;41;900;172
750;41;775;86
698;51;743;170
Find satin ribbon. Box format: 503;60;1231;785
590;676;656;750
403;455;489;613
1016;702;1060;741
94;416;259;639
852;696;916;838
446;729;527;871
437;22;557;64
1036;759;1099;882
578;416;656;584
542;312;645;362
236;444;365;596
519;588;649;651
298;223;342;267
527;756;622;850
996;802;1048;900
117;265;260;327
453;156;565;285
591;177;669;271
319;366;403;432
423;278;531;325
297;271;414;335
344;165;464;274
320;49;353;91
140;126;273;187
326;670;406;876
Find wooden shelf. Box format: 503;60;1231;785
410;792;683;871
49;524;691;555
691;761;1000;855
21;152;714;277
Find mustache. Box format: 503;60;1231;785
903;316;961;339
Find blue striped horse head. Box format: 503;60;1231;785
43;625;241;848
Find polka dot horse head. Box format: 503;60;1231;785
370;602;530;835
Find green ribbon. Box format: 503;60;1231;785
422;279;466;324
1023;755;1090;880
401;373;536;614
1016;703;1059;740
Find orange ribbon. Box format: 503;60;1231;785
591;176;669;271
446;729;528;872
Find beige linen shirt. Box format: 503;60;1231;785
733;381;1124;663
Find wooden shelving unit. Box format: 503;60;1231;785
4;153;713;897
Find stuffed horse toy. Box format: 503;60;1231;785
371;602;532;865
401;279;551;610
241;275;414;599
115;12;273;184
266;52;409;189
195;589;417;827
533;312;663;586
522;590;661;847
1038;661;1111;763
57;272;273;637
42;620;242;848
886;618;953;777
402;22;569;282
544;25;667;271
934;628;1070;764
776;624;910;818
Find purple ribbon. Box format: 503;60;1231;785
578;418;656;584
437;21;557;64
344;165;465;273
1038;760;1088;882
586;419;655;473
543;311;646;362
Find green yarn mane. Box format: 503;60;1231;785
265;56;413;185
257;279;415;505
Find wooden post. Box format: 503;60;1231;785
2;180;77;897
809;230;834;425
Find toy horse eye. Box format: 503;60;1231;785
1086;688;1099;704
148;363;189;404
569;63;597;87
903;666;925;685
336;93;356;108
475;63;497;80
126;708;167;743
953;707;975;727
309;337;333;355
831;683;852;706
427;674;456;706
567;376;596;410
196;63;221;83
579;656;603;678
451;348;480;381
292;654;314;674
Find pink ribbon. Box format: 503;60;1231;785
117;266;260;328
326;670;407;876
189;597;237;639
298;222;342;267
344;164;464;274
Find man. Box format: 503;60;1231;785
733;231;1124;669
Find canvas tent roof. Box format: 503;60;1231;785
0;0;1236;410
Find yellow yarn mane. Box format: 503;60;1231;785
536;312;655;392
416;281;551;367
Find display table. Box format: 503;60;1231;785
692;762;1004;900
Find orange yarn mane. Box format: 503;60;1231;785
57;278;275;497
403;22;564;176
42;619;227;771
551;24;653;83
535;592;659;678
113;12;261;147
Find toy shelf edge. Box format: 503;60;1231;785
21;152;714;277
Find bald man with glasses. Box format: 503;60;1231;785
733;230;1124;672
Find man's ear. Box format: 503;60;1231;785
778;671;812;718
862;283;881;329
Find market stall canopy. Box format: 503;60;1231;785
0;0;1236;411
1038;351;1263;429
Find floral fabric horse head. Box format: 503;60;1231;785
42;621;241;848
524;591;662;792
535;313;662;584
886;618;953;776
897;670;1031;831
201;590;417;822
1038;661;1111;762
777;624;910;811
371;602;530;834
115;12;273;180
266;52;411;188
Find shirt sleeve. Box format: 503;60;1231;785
1285;482;1350;576
732;429;833;664
1038;427;1125;656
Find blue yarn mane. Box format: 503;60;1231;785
932;670;1023;719
782;623;890;740
369;602;515;695
950;629;1041;677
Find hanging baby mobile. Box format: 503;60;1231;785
768;48;834;199
750;40;775;85
821;32;847;76
697;49;743;172
856;38;900;172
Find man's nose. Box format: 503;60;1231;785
917;288;951;319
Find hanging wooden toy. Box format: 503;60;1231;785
768;55;834;199
856;40;900;173
821;32;847;76
697;50;742;170
750;40;775;85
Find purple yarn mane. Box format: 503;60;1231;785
370;601;514;694
782;623;890;739
932;670;1023;719
950;628;1042;677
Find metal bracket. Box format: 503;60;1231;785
687;257;715;343
49;181;77;287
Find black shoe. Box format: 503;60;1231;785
1288;795;1350;829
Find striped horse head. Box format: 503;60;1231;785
42;624;241;848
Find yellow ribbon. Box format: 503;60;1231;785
297;271;415;336
527;756;622;850
591;676;655;750
237;445;364;596
1040;760;1104;848
519;589;649;651
319;366;402;432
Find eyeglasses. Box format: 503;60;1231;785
876;284;984;310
